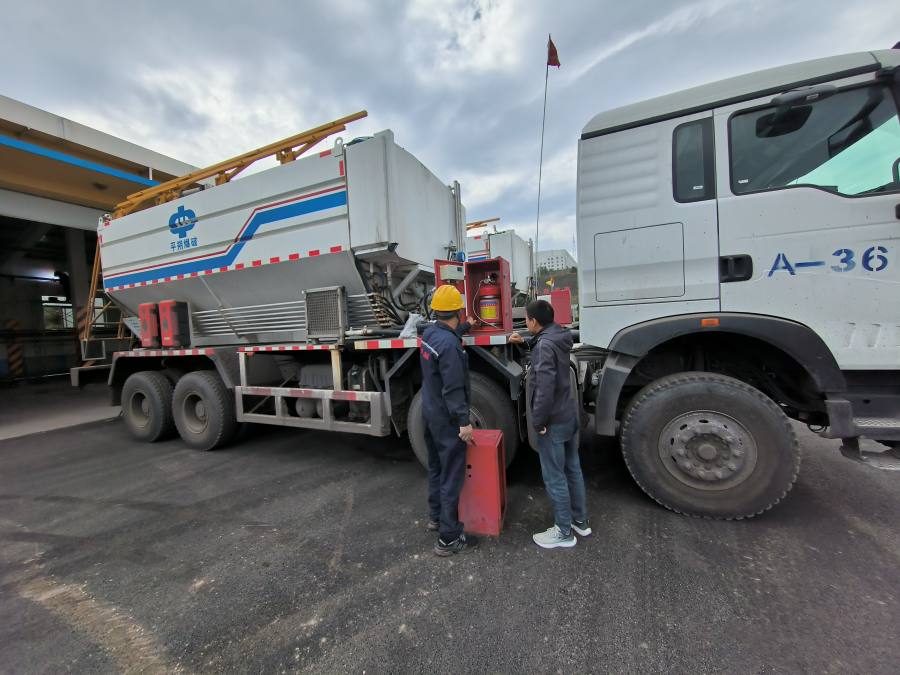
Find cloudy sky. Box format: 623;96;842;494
2;0;898;255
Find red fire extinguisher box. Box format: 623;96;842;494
465;257;512;334
459;429;507;537
138;302;160;348
158;300;190;347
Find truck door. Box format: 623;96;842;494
577;112;720;347
715;76;900;370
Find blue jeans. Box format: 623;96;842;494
536;416;587;536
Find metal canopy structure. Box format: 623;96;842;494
0;94;197;215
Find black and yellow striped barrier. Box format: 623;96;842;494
4;319;24;379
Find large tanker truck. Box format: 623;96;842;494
81;48;900;520
92;119;528;471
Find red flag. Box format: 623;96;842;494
547;35;560;68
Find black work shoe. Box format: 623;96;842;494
434;533;479;557
426;519;439;532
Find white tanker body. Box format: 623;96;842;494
102;130;463;343
96;129;524;467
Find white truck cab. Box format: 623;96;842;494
576;49;900;518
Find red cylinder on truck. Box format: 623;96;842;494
477;280;501;323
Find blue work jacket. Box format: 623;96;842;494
419;321;471;427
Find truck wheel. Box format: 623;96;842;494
407;371;519;470
620;372;800;520
172;371;237;451
121;371;176;442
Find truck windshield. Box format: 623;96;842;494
730;83;900;196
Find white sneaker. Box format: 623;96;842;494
532;525;576;549
572;519;592;536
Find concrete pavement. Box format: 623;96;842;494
0;380;119;441
1;418;898;673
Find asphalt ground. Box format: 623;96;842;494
1;416;898;674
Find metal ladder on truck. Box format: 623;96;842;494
72;243;133;386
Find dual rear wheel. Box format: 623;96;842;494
121;370;236;450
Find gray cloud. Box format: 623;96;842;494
2;0;898;255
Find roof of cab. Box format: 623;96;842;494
581;50;900;140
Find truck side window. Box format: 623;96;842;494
730;84;900;196
673;119;715;202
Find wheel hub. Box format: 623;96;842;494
182;392;210;434
129;392;150;428
659;411;758;491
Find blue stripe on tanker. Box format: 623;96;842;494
104;190;347;288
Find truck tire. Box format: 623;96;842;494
121;371;176;442
620;372;800;520
172;371;237;451
407;371;519;470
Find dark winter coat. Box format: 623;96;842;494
525;322;575;431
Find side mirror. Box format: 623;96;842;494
893;157;900;184
756;105;812;138
770;83;838;108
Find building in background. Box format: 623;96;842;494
0;94;196;380
537;248;577;272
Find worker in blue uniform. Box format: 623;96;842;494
420;284;478;556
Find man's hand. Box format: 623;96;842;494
508;332;525;344
538;427;547;436
466;315;477;326
459;424;475;444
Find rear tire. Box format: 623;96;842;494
408;371;519;469
620;372;800;519
172;371;237;451
121;371;175;442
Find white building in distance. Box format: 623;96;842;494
538;249;577;272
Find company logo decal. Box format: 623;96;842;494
168;205;197;239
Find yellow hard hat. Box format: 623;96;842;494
431;284;464;311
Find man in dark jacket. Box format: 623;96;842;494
420;284;478;556
510;299;589;548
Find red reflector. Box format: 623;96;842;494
701;318;720;327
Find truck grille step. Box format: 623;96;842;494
854;417;900;429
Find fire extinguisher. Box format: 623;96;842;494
476;277;501;325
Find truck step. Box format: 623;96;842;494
854;417;900;428
852;417;900;441
840;438;900;471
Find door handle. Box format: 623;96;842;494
720;255;753;283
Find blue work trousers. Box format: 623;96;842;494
536;416;587;536
425;418;467;542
